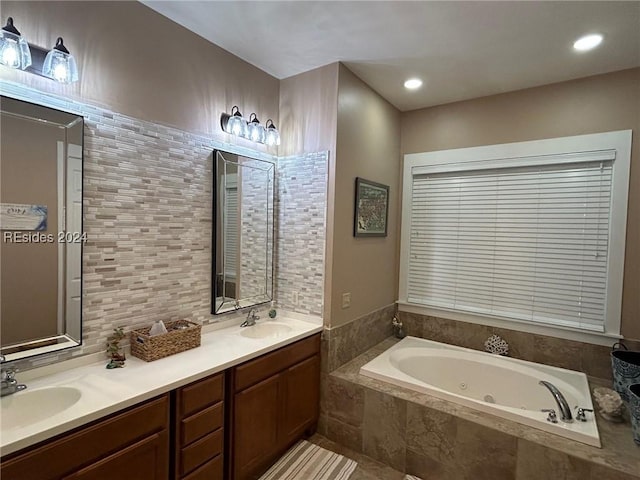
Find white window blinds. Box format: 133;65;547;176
407;160;613;332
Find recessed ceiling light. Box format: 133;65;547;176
573;34;603;52
404;78;423;90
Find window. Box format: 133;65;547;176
399;131;631;340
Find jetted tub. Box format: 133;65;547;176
360;336;600;447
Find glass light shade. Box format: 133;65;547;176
265;120;280;146
42;38;78;84
0;27;31;70
222;106;248;137
226;114;247;137
247;114;266;143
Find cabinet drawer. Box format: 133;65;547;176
178;372;224;418
182;454;223;480
234;334;320;391
180;428;223;477
1;395;169;480
181;402;223;447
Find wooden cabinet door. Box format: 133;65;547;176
233;373;281;480
281;354;320;446
62;431;168;480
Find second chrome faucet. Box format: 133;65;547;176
539;380;572;422
240;309;260;327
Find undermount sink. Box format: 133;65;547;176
240;322;292;339
0;386;82;430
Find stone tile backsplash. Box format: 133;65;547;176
275;152;328;316
1;81;327;369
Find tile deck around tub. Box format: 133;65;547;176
320;337;640;480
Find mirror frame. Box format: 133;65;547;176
1;96;84;361
211;149;275;315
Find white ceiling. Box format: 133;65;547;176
143;1;640;112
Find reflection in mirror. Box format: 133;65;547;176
0;96;84;361
212;150;274;314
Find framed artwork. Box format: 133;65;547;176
354;177;389;237
0;203;48;231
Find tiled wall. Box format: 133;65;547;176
323;303;396;372
321;339;639;480
398;311;640;381
1;81;326;369
274;152;328;316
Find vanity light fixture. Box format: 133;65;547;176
247;113;266;143
42;37;78;84
573;33;603;52
220;107;279;146
0;16;79;83
220;106;248;137
0;17;32;70
265;119;280;146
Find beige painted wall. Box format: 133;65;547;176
279;63;339;157
330;64;401;327
401;67;640;340
0;1;280;143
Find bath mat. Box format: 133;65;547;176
259;440;357;480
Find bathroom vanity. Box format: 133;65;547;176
0;315;322;480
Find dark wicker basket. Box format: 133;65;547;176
130;320;201;362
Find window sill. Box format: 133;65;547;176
397;301;622;347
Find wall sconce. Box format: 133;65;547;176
0;16;79;84
220;107;280;147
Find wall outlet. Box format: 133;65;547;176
342;292;351;309
292;291;299;306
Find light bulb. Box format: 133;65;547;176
53;63;68;82
0;40;18;67
573;34;603;52
404;78;423;90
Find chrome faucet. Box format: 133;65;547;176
1;355;27;397
240;309;260;327
539;380;572;422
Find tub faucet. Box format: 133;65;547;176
240;309;259;327
539;380;572;422
1;355;27;397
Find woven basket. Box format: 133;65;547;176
130;320;201;362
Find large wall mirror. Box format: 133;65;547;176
1;96;84;361
212;149;274;314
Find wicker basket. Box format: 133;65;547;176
130;320;201;362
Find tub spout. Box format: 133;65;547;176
539;380;572;422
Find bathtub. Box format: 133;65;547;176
360;336;600;447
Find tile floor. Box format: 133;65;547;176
309;433;406;480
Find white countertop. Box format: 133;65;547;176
0;312;322;456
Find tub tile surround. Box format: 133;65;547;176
321;339;640;480
0;81;327;371
323;303;396;372
398;311;640;382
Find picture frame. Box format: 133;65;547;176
354;177;389;237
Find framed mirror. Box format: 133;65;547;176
1;96;84;361
212;149;274;314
